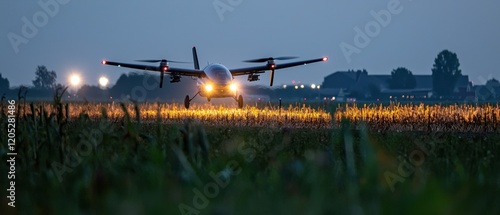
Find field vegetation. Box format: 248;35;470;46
334;103;500;132
1;98;499;214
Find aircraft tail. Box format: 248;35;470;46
192;47;200;70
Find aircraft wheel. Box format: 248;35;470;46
207;97;211;102
184;95;190;109
237;95;243;109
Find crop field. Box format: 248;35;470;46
13;102;332;129
334;103;500;133
1;101;500;214
9;101;500;132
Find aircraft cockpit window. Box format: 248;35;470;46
207;65;232;83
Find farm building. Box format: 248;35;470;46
321;70;473;100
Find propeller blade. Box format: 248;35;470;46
137;60;162;63
270;70;275;87
243;58;271;63
168;60;191;64
160;71;164;88
274;56;298;61
243;56;299;63
136;59;191;64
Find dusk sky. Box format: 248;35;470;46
1;0;499;88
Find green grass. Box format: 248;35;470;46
1;102;500;215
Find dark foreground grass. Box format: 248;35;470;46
1;106;500;215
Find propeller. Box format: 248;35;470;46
243;56;298;63
136;59;190;63
243;56;298;86
270;70;275;87
160;66;166;88
135;59;189;88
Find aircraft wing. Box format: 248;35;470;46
229;57;327;76
102;60;205;77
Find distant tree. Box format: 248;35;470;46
109;72;195;102
0;73;9;93
432;50;462;97
486;78;500;99
486;78;500;87
387;67;416;89
33;66;57;89
77;85;106;100
54;83;66;91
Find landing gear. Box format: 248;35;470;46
184;95;190;109
237;95;244;109
185;92;242;109
184;91;201;109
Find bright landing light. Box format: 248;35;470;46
230;83;238;91
205;84;213;92
99;76;109;87
70;74;81;86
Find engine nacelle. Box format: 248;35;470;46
247;74;260;82
170;75;181;83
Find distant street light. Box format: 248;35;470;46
295;86;299;90
283;84;287;89
99;76;109;88
69;74;81;87
311;84;316;89
300;85;304;89
317;85;321;89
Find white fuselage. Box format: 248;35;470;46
198;64;237;98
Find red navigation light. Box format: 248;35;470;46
163;66;168;71
322;57;328;62
271;64;276;69
102;60;107;65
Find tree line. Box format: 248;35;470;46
1;49;499;101
386;50;463;96
377;50;500;99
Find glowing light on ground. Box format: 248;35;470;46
69;74;81;87
99;76;109;88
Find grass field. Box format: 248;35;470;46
1;101;500;214
334;103;500;132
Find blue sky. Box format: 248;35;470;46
1;0;499;87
